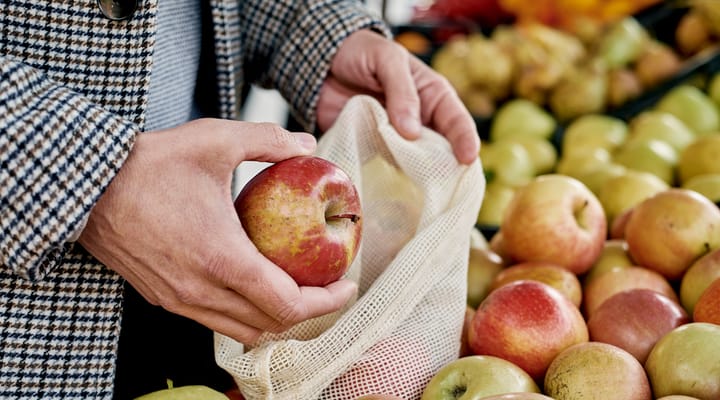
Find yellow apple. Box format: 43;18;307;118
574;163;627;196
598;170;669;226
467;247;505;308
477;182;516;226
613;138;678;185
656;84;720;135
500;137;557;175
679;247;720;315
627;110;696;153
555;147;612;180
583;239;634;285
682;173;720;203
481;140;535;187
490;261;583;307
490;98;557;142
561;113;628;157
678;135;720;184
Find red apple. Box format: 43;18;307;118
625;188;720;281
460;305;475;357
680;247;720;315
421;355;540;400
544;342;652;400
234;156;362;286
468;280;588;381
587;288;689;364
582;266;678;319
645;323;720;399
500;174;606;275
693;277;720;324
489;261;582;307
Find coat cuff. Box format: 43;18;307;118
0;59;136;280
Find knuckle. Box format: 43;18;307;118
257;122;293;150
275;298;307;327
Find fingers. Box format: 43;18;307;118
373;41;422;140
191;119;317;166
412;58;480;164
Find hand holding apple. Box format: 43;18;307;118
234;156;362;287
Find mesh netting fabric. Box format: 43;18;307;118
215;95;485;400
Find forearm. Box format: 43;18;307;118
0;57;137;280
240;0;391;131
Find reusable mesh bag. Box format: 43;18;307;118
216;95;485;400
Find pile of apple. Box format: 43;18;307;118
478;69;720;231
430;173;720;399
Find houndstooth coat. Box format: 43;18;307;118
0;1;384;397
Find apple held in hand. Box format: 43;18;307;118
468;280;588;381
500;174;606;275
234;156;362;287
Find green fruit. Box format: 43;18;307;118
134;385;229;400
656;85;720;135
490;99;557;142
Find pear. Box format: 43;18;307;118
465;33;514;99
675;10;714;56
481;140;536;187
656;85;720;135
607;68;643;108
562;114;628;157
431;37;472;96
707;73;720;108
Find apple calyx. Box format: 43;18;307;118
326;213;361;223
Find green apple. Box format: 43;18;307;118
583;239;634;286
596;16;649;69
678;135;720;184
708;72;720;107
467;247;505;308
613;138;678;185
597;170;669;226
679;248;720;315
645;323;720;399
682;173;720;203
544;342;652;400
135;384;230;400
481;140;535;187
574;163;627;196
656;85;720;135
499;137;557;175
627;110;696;153
477;182;517;227
420;355;540;400
561;114;628;157
490;99;557;142
555;147;612;180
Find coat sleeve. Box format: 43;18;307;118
0;57;137;281
239;0;391;132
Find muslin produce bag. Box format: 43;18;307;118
216;95;485;400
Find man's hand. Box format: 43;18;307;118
316;29;480;165
78;119;357;345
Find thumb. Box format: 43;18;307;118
224;121;317;165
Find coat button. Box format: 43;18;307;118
97;0;137;20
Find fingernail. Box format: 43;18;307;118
292;132;317;152
399;116;421;137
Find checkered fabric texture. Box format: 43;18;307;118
0;0;386;397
